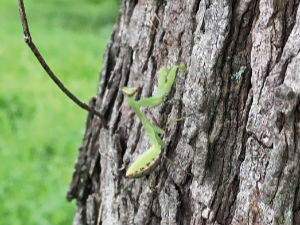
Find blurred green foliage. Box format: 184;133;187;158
0;0;119;224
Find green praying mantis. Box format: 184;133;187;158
122;65;187;178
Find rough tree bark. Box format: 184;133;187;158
67;0;300;224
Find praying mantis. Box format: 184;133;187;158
122;65;187;178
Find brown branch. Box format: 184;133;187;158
17;0;107;128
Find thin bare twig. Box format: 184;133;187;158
96;203;103;225
17;0;107;128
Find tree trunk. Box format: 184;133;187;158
67;0;300;224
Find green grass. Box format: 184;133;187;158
0;0;119;224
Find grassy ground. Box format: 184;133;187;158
0;0;118;224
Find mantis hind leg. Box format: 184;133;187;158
162;152;193;177
147;107;161;128
166;114;193;127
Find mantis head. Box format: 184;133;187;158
122;87;137;96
